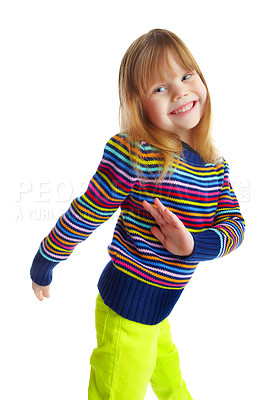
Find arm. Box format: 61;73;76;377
30;135;136;288
143;159;245;262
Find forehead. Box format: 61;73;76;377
155;52;188;80
140;49;194;94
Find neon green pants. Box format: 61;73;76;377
88;293;193;400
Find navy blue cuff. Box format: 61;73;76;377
179;229;221;262
30;250;59;286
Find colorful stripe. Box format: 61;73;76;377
34;133;245;290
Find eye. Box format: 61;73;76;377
182;73;193;81
154;86;167;93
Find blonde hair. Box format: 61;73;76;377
119;28;220;181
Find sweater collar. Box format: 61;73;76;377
180;141;206;165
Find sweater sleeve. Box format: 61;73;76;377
181;159;245;262
30;135;136;286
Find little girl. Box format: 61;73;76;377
31;29;245;400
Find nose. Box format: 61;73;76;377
171;85;189;102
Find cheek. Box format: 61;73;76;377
199;82;207;105
144;100;161;123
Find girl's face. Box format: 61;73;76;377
142;52;207;146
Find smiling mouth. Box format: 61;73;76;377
170;101;197;115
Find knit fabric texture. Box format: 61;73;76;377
31;133;245;324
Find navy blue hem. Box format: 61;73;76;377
98;261;184;325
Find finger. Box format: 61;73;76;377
32;282;42;301
150;226;165;244
163;207;181;227
154;198;174;219
42;287;50;299
154;198;175;224
154;198;166;212
142;199;156;214
155;198;183;228
34;289;44;301
142;200;159;219
142;200;165;225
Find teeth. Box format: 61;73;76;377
172;102;194;114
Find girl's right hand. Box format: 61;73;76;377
32;281;51;301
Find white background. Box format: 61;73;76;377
1;0;265;399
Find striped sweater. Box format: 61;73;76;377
31;133;245;324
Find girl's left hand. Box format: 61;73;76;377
142;198;194;256
32;281;51;301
